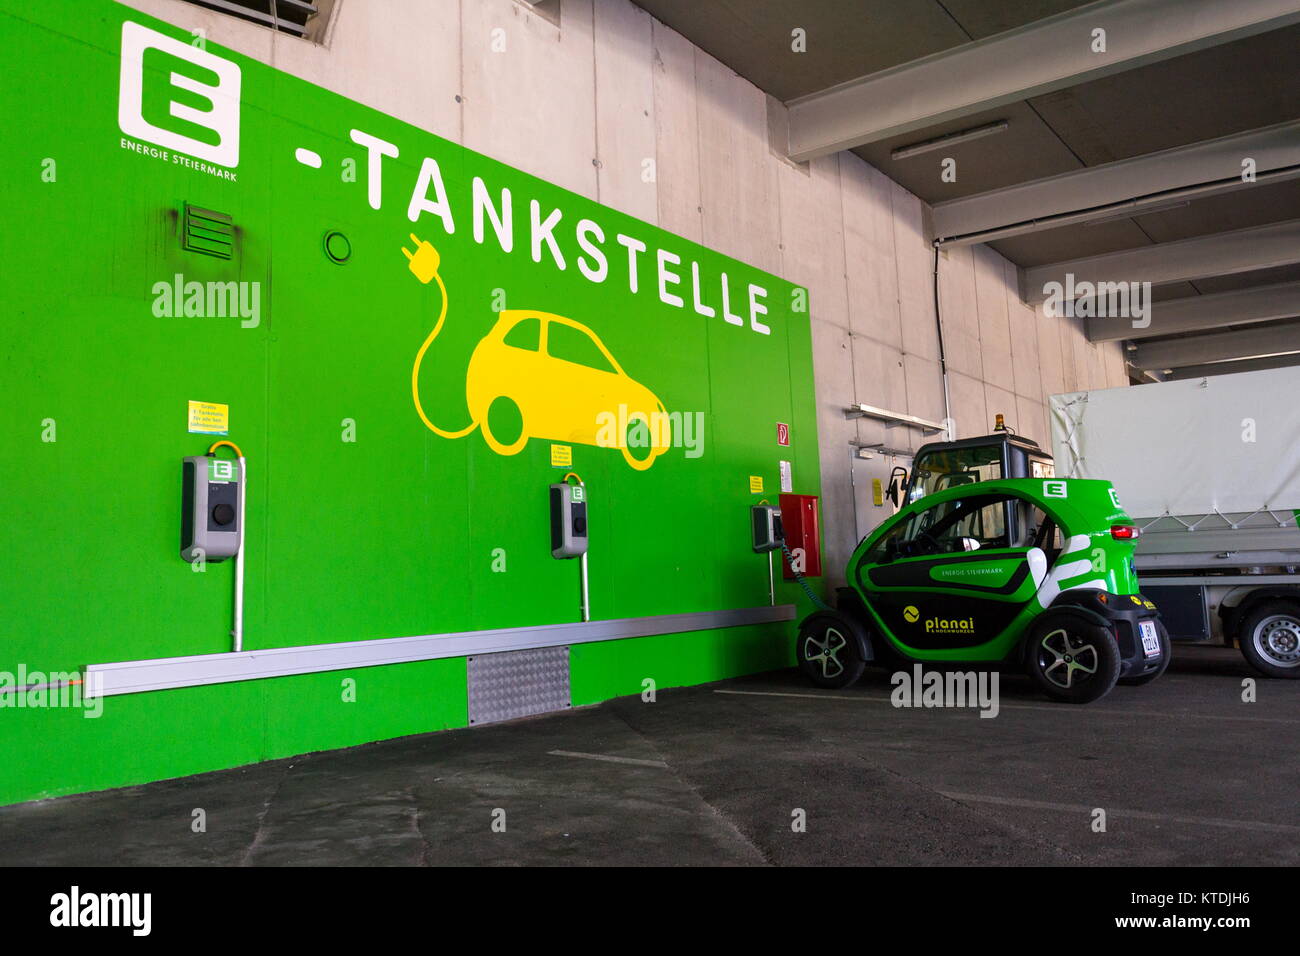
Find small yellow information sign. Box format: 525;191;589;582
187;400;229;436
749;475;764;494
872;478;884;506
550;444;573;468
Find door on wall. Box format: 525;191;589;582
851;451;911;545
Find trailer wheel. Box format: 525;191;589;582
1119;619;1171;685
1025;611;1121;704
796;612;867;689
1238;601;1300;679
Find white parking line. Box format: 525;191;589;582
939;791;1300;834
547;750;668;768
712;689;1300;724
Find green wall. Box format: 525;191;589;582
0;0;819;805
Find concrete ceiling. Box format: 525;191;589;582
631;0;1300;378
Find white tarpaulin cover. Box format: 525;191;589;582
1050;367;1300;519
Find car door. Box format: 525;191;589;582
854;492;1046;652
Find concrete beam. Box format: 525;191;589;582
1165;353;1300;379
784;0;1300;162
1130;320;1300;369
1088;281;1300;342
933;122;1300;244
1022;219;1300;304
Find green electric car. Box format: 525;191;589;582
797;473;1170;703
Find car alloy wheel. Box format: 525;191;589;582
803;627;847;681
1037;628;1099;690
795;611;867;689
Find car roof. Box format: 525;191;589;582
900;477;1127;532
907;477;1108;503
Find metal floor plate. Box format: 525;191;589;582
467;646;571;725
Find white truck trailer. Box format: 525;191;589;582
1050;367;1300;678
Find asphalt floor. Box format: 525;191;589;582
2;645;1295;866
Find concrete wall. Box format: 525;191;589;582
123;0;1130;587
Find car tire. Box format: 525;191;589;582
1024;611;1121;704
480;395;528;455
620;411;658;471
1118;619;1171;685
796;611;867;689
1237;600;1300;679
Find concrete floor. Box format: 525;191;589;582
2;645;1295;866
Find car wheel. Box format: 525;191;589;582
620;412;658;471
1237;601;1300;679
1025;612;1121;704
480;395;528;455
1118;619;1171;685
796;611;867;689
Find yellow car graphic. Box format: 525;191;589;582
467;310;671;470
404;234;672;470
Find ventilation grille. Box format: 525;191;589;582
179;0;331;40
182;204;234;259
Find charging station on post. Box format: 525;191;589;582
550;472;589;622
182;440;248;651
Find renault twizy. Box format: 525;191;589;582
797;476;1169;703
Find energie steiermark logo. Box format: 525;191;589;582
118;21;240;172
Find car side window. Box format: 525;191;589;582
937;495;1011;550
548;322;616;373
503;317;540;351
865;499;956;562
864;512;920;563
938;496;1008;549
888;494;1015;558
1024;502;1065;557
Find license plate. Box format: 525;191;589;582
1139;620;1160;658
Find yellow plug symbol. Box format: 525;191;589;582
402;232;440;284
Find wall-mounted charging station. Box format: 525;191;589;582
751;501;783;606
181;454;243;563
550;482;588;558
551;472;589;622
183;441;248;652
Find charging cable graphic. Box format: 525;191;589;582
403;233;478;439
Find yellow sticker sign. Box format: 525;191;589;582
550;444;573;468
187;401;229;436
749;475;764;494
872;478;884;506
